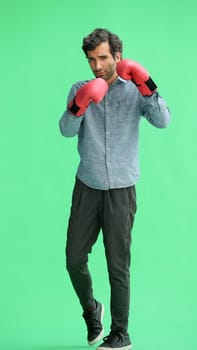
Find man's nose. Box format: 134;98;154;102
95;60;102;71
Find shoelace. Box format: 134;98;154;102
103;331;125;343
84;314;101;332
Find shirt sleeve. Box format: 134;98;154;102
59;83;85;137
141;92;171;128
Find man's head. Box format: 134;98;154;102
82;28;123;84
82;28;123;59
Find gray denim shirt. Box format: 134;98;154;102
59;77;170;190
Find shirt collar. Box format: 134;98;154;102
109;76;126;88
117;76;127;83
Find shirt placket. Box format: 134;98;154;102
104;96;112;188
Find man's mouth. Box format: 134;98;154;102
95;71;105;77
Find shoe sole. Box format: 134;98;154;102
97;345;132;350
88;304;105;346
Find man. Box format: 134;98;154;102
59;28;170;350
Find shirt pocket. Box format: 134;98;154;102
116;99;138;121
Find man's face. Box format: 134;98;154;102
87;41;121;85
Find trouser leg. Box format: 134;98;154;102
66;178;101;310
102;186;137;332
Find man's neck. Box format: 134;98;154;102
107;73;118;85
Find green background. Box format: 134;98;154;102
0;0;196;349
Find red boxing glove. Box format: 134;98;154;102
68;78;108;116
117;59;157;96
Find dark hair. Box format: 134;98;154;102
82;28;123;58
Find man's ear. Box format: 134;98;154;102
115;52;121;63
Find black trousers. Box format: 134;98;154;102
66;178;137;332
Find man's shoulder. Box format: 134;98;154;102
71;80;90;89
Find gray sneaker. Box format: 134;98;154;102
83;301;104;345
97;330;132;349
